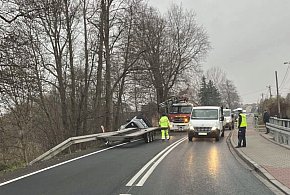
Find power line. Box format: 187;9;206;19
241;88;267;96
279;65;289;90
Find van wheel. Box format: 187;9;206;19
188;134;193;142
221;129;225;137
215;136;220;141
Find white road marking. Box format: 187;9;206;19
126;137;187;187
136;137;186;186
0;140;141;187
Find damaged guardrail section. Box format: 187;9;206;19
267;117;290;146
28;133;101;165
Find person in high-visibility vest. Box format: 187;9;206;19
159;113;170;141
235;109;247;148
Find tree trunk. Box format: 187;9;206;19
82;0;90;135
104;0;113;131
64;0;76;137
94;0;105;133
114;77;125;130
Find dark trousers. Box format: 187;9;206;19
265;122;269;133
238;127;246;147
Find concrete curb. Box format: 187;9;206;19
229;130;290;195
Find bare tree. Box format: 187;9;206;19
0;0;215;168
206;66;240;109
0;24;38;164
133;4;210;108
223;79;240;109
206;67;227;91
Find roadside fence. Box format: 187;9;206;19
266;117;290;146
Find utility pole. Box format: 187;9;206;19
275;71;281;118
267;85;272;98
261;93;264;112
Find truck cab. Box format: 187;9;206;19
168;102;193;131
188;106;225;141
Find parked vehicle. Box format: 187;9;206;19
223;109;234;130
188;106;225;141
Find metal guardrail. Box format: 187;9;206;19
29;127;161;165
29;133;102;165
29;127;142;165
29;116;160;165
267;117;290;146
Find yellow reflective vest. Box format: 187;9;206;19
238;113;247;128
159;116;170;128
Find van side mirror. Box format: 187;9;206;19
220;116;224;121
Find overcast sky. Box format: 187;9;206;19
147;0;290;104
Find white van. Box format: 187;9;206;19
223;109;234;130
188;106;225;141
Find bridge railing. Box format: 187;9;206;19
266;117;290;146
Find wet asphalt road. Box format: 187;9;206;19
0;131;275;195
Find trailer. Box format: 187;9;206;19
29;118;161;165
96;116;161;145
96;127;161;145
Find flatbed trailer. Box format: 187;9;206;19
96;127;161;145
29;126;162;165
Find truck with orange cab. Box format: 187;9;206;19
160;96;194;131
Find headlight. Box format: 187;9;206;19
189;124;194;130
211;126;218;130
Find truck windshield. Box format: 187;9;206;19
170;106;192;114
191;109;218;120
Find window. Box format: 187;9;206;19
224;110;231;117
191;109;218;120
170;105;192;114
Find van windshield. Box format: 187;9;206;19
224;110;231;117
191;109;218;120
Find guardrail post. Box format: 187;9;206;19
274;130;279;142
